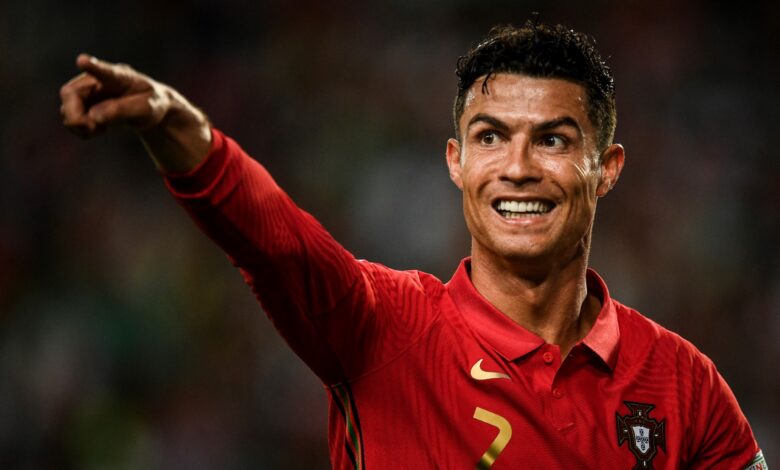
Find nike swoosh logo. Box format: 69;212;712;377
470;359;510;381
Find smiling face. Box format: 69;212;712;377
446;73;624;269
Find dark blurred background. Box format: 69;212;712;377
1;0;778;468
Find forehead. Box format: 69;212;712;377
461;73;591;129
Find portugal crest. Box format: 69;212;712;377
616;401;666;469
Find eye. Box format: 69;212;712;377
479;131;500;145
539;135;567;148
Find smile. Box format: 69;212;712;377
493;200;554;219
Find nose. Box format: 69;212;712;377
499;139;543;184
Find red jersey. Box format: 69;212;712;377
165;129;764;469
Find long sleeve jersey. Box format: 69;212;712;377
164;129;764;470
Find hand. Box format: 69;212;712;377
60;54;211;172
60;54;168;137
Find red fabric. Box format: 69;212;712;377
165;128;761;469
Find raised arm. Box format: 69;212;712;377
59;54;211;173
58;56;434;385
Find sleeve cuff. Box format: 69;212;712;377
164;127;229;197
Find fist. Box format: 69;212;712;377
60;54;172;138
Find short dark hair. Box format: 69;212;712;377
454;21;616;152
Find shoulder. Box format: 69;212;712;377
612;300;715;379
614;300;702;356
356;260;446;297
349;260;447;320
611;300;761;462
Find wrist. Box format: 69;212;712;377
139;87;212;173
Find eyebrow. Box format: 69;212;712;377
532;116;583;138
466;114;510;134
466;113;583;138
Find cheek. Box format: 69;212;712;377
539;158;599;195
570;156;599;185
460;159;493;194
463;182;486;221
459;169;493;230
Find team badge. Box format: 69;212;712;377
616;401;666;469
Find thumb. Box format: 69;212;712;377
87;90;164;129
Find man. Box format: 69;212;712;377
60;21;765;469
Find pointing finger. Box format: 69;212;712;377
75;53;95;70
76;54;138;94
76;54;122;81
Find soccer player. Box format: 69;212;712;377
60;22;766;469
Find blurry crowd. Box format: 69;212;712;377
1;0;777;467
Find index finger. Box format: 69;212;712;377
75;54;135;93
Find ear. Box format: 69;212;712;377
446;138;464;190
596;143;625;197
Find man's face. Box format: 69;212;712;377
446;73;624;267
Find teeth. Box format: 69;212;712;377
495;200;552;217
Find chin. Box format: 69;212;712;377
485;240;555;263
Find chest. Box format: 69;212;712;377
346;323;688;469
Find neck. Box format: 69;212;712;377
470;246;600;357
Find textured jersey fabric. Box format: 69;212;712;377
164;128;762;469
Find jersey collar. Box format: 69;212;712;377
446;258;620;370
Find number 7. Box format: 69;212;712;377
473;407;513;469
